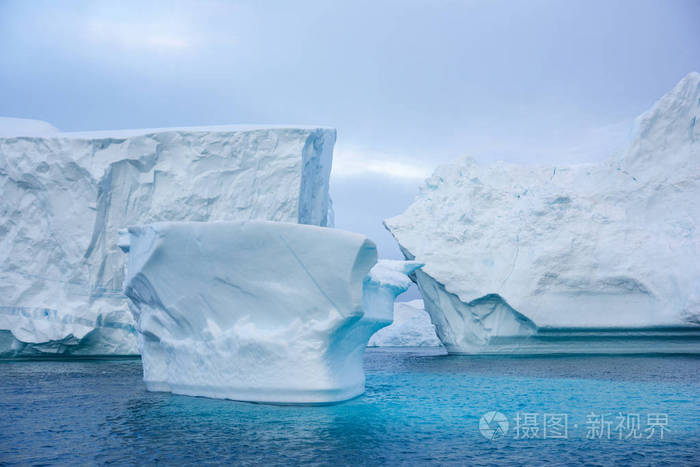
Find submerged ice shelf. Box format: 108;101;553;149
0;121;335;357
122;221;421;404
385;72;700;354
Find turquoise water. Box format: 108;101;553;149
1;349;698;465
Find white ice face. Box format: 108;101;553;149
385;72;700;353
123;221;419;404
368;300;442;348
0;124;335;357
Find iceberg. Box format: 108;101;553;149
122;221;419;404
368;300;442;347
385;72;700;354
0;122;335;357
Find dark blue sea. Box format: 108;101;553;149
1;348;698;465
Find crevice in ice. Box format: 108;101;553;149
277;233;341;313
213;276;259;300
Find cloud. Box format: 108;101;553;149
85;19;196;52
331;146;433;180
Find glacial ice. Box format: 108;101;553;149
122;221;419;404
0;122;335;357
385;72;700;354
368;300;442;347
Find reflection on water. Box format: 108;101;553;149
1;349;698;465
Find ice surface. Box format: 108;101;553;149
385;72;700;354
362;259;423;327
122;221;418;404
0;122;335;357
368;300;442;347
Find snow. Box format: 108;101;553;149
57;123;334;139
0;123;335;357
122;221;418;404
385;72;700;354
368;300;442;347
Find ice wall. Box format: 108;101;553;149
385;72;700;353
0;123;335;357
122;221;417;404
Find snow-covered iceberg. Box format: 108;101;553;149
122;221;419;404
368;300;442;347
385;72;700;354
0;122;335;357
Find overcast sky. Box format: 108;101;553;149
1;0;699;267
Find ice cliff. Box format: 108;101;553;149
385;72;700;354
0;123;335;357
122;221;419;404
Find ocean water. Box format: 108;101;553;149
1;349;698;465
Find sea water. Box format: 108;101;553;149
1;348;698;465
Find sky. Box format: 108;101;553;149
1;0;699;269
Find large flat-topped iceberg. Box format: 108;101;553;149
0;122;335;357
122;221;419;404
385;72;700;354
